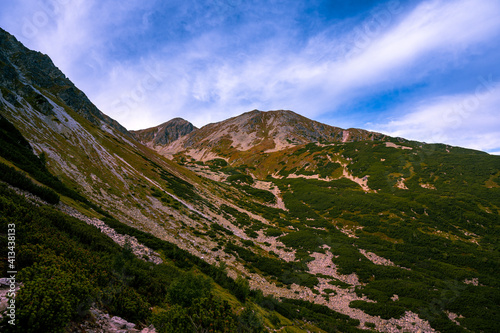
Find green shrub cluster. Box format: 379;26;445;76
316;161;341;178
166;271;212;307
227;173;254;185
156;168;202;201
224;242;318;288
273;299;363;333
349;300;405;320
153;295;238;333
15;265;93;333
0;162;59;204
206;158;228;170
238;185;276;203
149;187;182;209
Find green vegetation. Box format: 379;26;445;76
167;271;212;307
259;140;500;332
316;161;342;178
273;299;363;333
238;185;276;204
156;168;202;201
264;227;283;237
152;294;238;333
227;173;254;185
225;242;318;288
0;115;106;214
150;187;182;209
206;158;228;170
349;300;405;320
0;162;59;204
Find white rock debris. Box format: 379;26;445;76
463;277;479;286
0;278;22;320
58;204;163;265
68;307;156;333
358;249;396;267
358;248;411;271
385;142;413;150
308;251;361;285
445;310;464;326
420;183;436;190
395;178;408;190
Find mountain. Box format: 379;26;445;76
1;27;500;333
0;27;199;230
1;28;368;333
0;28;130;137
131;117;196;147
155;109;388;161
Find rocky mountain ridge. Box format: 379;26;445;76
131;117;196;147
149;109;388;161
0;28;130;136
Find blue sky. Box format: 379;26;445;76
1;0;500;154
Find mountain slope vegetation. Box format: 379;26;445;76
0;99;352;333
0;27;499;333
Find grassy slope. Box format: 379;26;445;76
203;139;500;332
0;115;368;333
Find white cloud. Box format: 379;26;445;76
3;0;97;74
372;77;500;153
303;0;500;111
120;0;499;129
1;0;151;86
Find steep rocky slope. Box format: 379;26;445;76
0;28;228;259
131;117;196;147
0;28;130;136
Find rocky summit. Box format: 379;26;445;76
131;117;197;147
0;26;499;333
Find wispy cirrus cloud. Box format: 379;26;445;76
371;76;500;153
90;0;500;130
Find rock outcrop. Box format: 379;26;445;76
131;117;196;147
67;307;156;333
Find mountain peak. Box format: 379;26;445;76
131;117;197;146
243;109;294;114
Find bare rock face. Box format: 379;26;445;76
0;278;22;319
131;117;196;147
0;28;131;137
67;307;156;333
